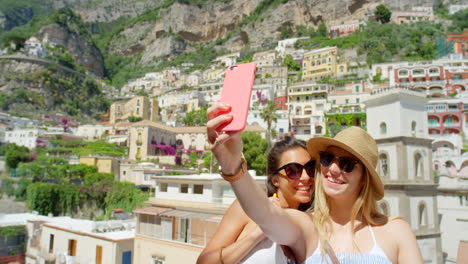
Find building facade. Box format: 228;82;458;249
365;87;443;263
109;96;159;124
302;47;347;82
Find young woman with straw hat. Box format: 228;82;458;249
197;137;315;264
206;102;423;263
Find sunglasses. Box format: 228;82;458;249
319;151;359;173
274;160;316;180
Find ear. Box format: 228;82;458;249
272;177;280;187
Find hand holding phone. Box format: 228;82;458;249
218;62;256;132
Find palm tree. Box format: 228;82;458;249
260;100;279;148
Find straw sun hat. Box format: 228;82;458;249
307;126;384;200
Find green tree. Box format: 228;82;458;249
374;4;392;24
317;23;328;37
104;182;149;216
183;106;208;126
260;101;279;147
5;144;30;169
128;116;143;122
281;55;301;71
242;131;268;175
15;178;32;201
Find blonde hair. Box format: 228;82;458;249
312;166;387;254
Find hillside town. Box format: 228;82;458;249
0;3;467;264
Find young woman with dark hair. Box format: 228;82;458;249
197;137;315;264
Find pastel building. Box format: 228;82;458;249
328;22;362;38
391;6;434;24
302;47;347;81
128;120;266;162
426;98;466;136
109;96;159;124
252;50;278;68
287;82;330;139
446;30;468;57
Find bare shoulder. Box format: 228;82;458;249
379;217;416;242
385;217;413;232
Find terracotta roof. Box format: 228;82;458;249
131;120;265;134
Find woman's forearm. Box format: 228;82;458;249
220;229;266;264
229;170;301;246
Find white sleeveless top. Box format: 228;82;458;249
240;237;289;264
303;225;392;264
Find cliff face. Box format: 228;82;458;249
101;0;438;64
37;24;104;77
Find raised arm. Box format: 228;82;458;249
206;103;308;253
197;200;266;264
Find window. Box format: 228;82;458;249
418;202;428;228
415;153;423;178
380;122;387;135
411;121;417;135
96;246;103;264
305;96;310;101
179;218;190;243
355;86;359;92
152;256;166;264
345;99;349;104
180;184;189;193
68;239;77;256
49;234;54;253
379;154;388;177
332;100;336;104
160;183;167;192
193;184;203;194
296;96;300;102
356;98;360;103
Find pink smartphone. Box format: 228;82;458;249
218;62;256;132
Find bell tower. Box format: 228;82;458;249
365;87;442;263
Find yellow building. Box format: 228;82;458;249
79;156;120;176
109;96;159;124
301;46;347;81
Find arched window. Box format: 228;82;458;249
411;121;417;135
415;153;424;178
379;201;389;216
379;153;389;178
380;122;387;135
418;202;428;228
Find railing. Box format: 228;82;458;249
427;123;439;128
443;123;461;128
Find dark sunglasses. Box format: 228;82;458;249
274;160;316;180
319;151;359;173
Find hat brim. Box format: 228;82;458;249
307;137;384;200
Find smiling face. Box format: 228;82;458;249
273;147;314;209
320;146;364;201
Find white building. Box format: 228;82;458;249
5;128;43;149
431;133;468;263
365;86;443;263
25;215;135;264
275;37;309;57
448;5;468;15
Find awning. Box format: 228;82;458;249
159;209;222;221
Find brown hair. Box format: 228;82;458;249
266;136;313;211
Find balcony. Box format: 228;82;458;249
443;122;460;128
428;123;439;128
450;79;467;85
